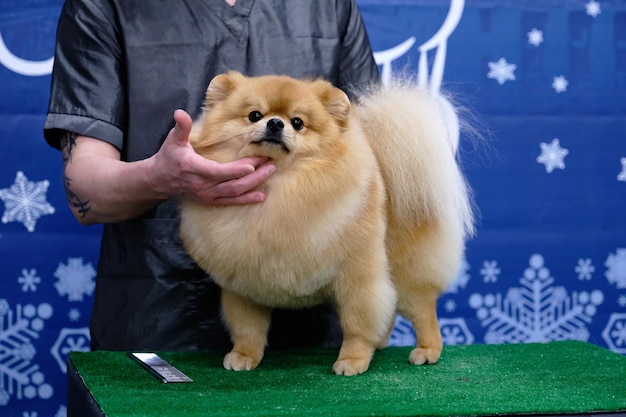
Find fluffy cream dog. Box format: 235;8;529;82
179;71;473;376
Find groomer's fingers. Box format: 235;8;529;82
197;163;276;205
190;155;271;182
170;109;193;145
212;191;268;206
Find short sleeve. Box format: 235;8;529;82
336;0;381;97
44;0;125;151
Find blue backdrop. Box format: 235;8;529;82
1;1;625;416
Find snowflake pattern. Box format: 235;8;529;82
50;328;90;373
0;300;54;406
441;326;464;345
54;258;96;302
602;314;626;353
611;322;626;346
469;254;604;344
552;75;569;93
54;405;67;417
68;308;81;322
388;316;473;347
618;158;626;183
487;57;516;85
388;316;416;347
575;258;595;281
537;138;569;173
0;171;55;232
444;299;457;313
480;260;501;283
585;0;601;18
18;269;41;292
440;318;474;345
527;28;544;47
619;295;626;308
605;249;626;289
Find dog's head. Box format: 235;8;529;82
189;71;351;166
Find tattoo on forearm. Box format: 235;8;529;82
60;131;77;164
63;174;92;217
60;132;92;218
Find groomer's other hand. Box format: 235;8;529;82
149;109;275;205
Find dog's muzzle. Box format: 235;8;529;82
252;118;290;152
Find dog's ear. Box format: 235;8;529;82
204;71;245;108
312;80;351;128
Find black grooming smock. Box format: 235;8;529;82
44;0;381;351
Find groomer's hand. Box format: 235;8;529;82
149;109;275;205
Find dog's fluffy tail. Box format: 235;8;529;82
354;81;474;237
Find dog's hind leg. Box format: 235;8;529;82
397;288;443;365
390;221;464;365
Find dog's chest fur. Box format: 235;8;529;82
180;164;378;308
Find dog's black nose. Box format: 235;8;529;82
267;118;284;133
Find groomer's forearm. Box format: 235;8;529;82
61;134;167;225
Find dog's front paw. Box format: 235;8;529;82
409;347;441;365
223;351;261;371
332;358;371;376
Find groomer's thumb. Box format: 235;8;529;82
170;109;193;145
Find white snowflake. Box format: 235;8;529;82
441;326;465;345
0;171;55;232
487;57;516;85
440;318;474;345
444;299;457;313
575;258;595;280
527;28;544;47
605;248;626;289
537;138;569;173
585;0;601;18
611;322;626;346
445;258;470;294
619;295;626;308
469;254;604;344
603;313;626;353
50;328;91;373
552;75;569;93
388;316;473;347
480;260;501;283
54;405;67;417
618;158;626;183
54;258;96;302
0;300;54;405
68;308;81;322
610;322;626;346
61;336;89;355
17;268;41;292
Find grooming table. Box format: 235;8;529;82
67;341;626;416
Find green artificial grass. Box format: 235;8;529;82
69;341;626;417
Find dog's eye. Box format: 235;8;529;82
248;111;263;123
290;117;304;131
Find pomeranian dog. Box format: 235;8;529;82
179;71;474;376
